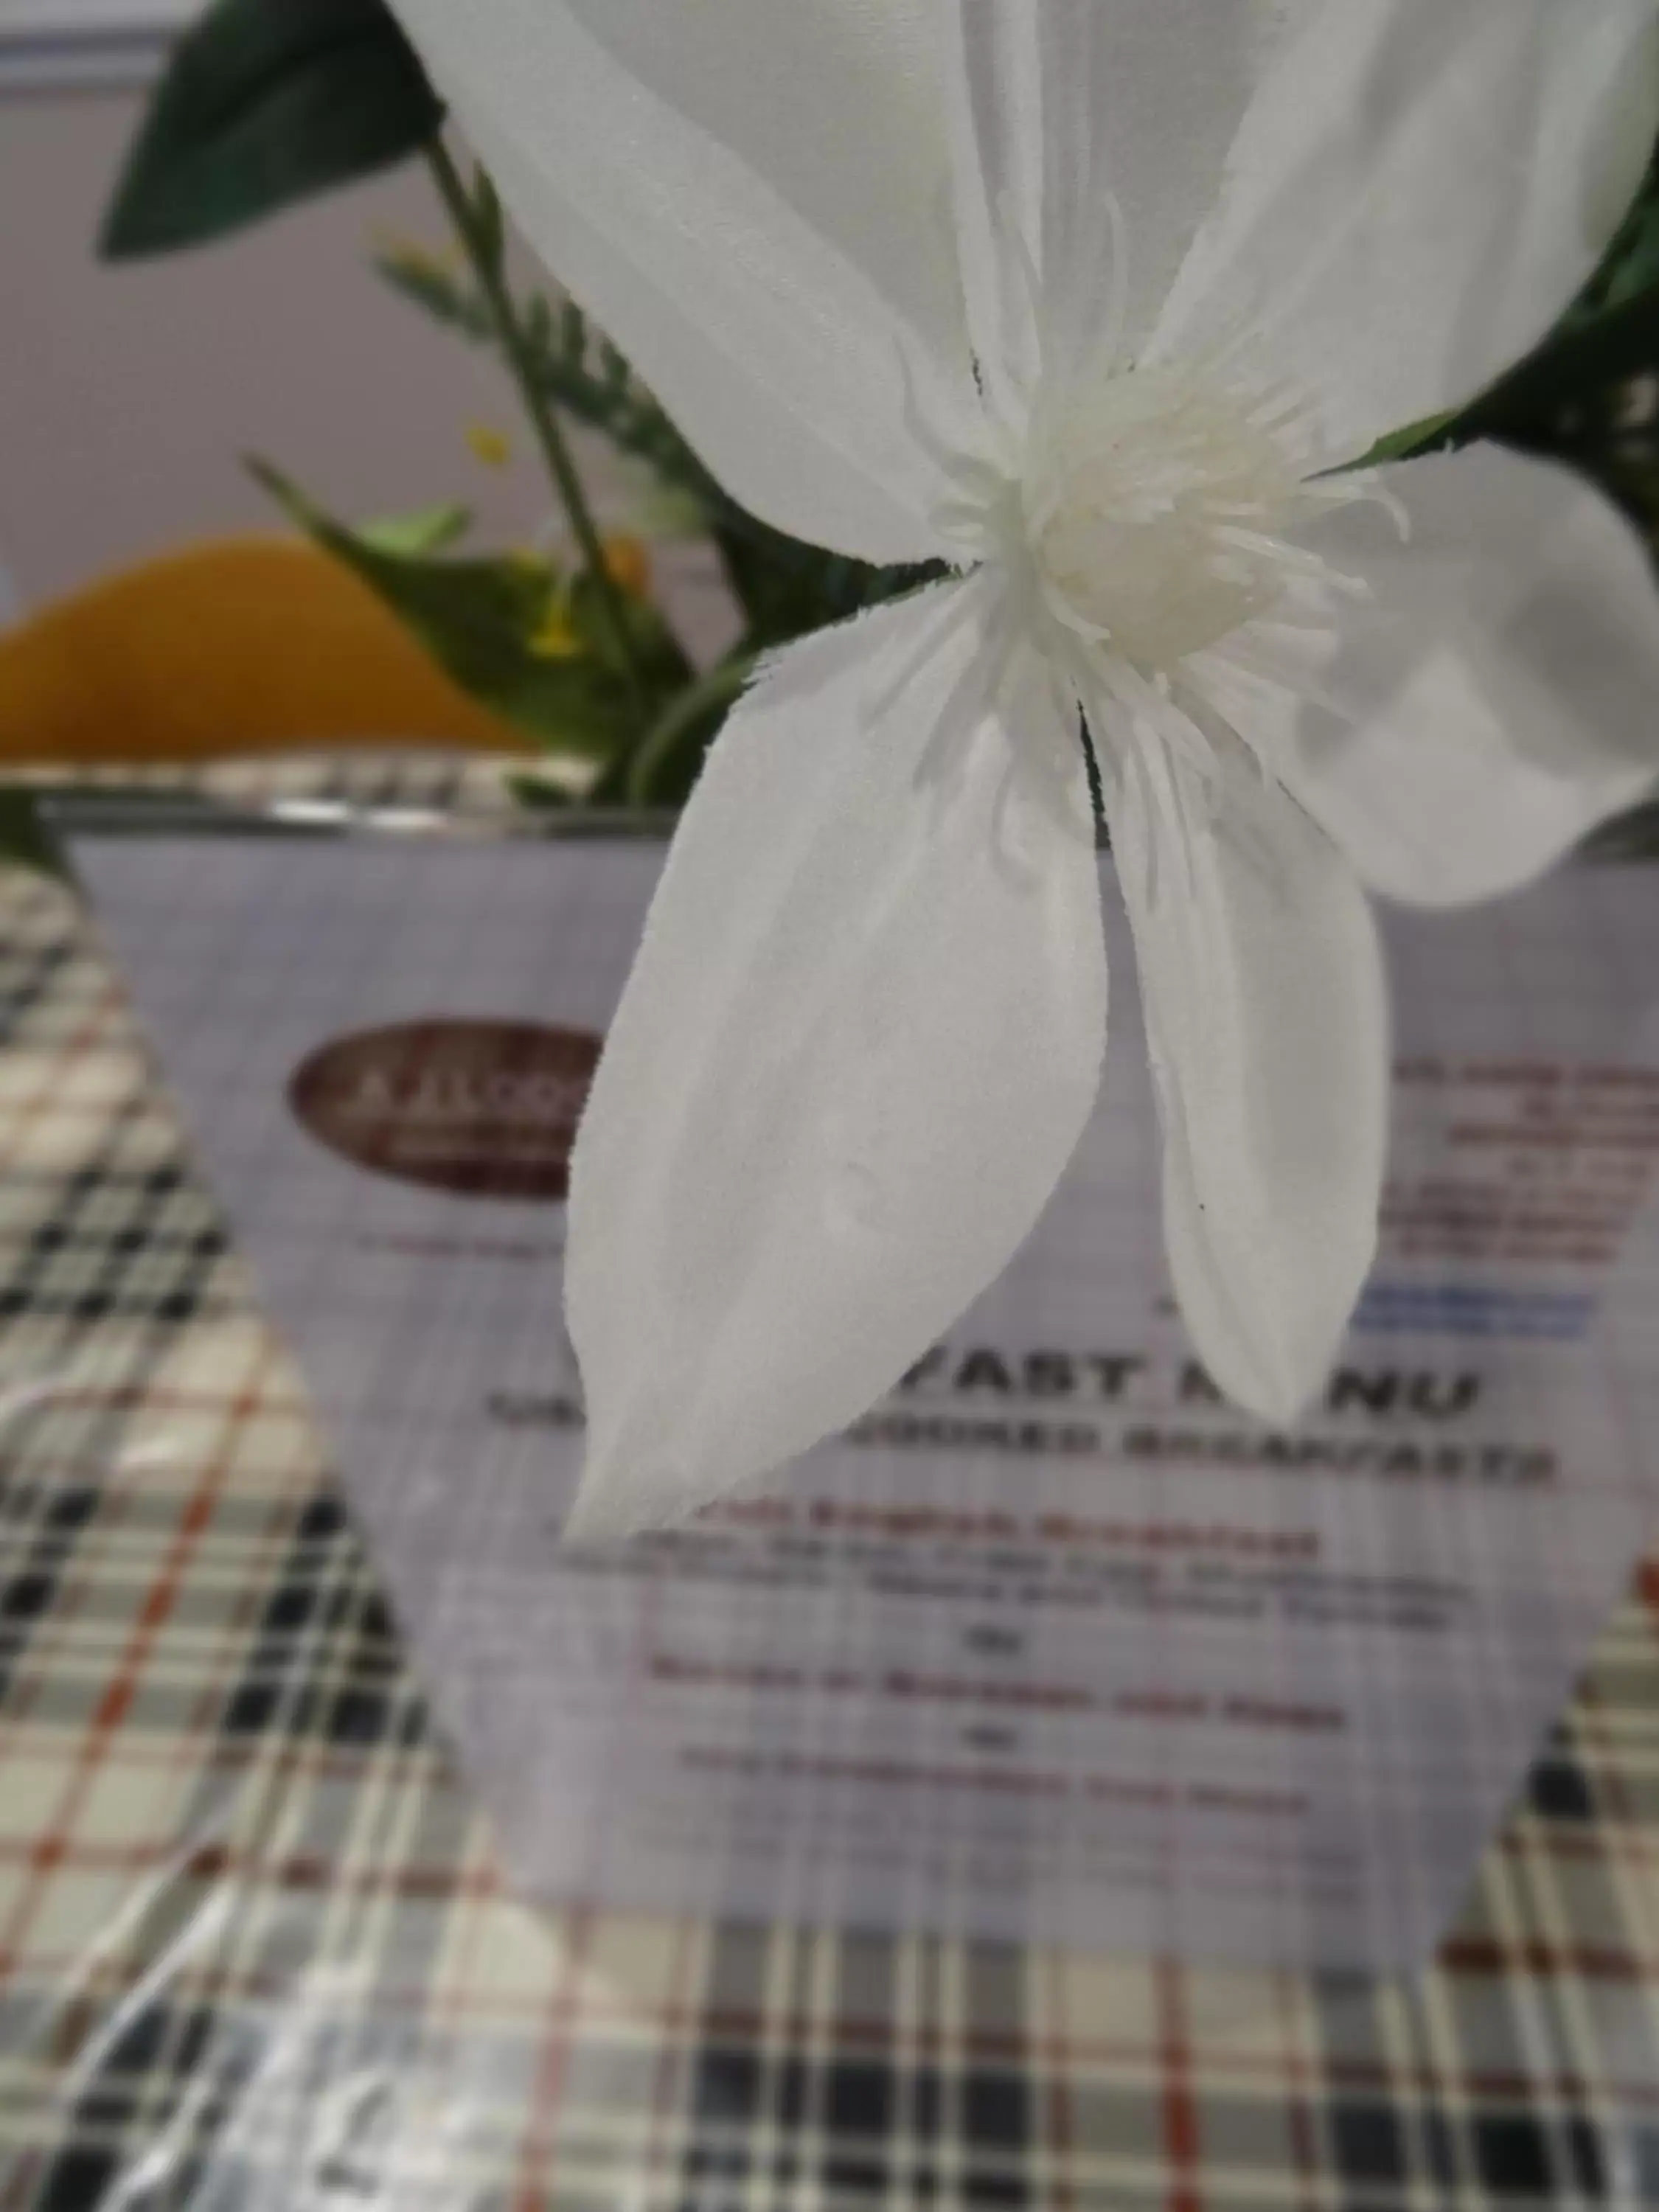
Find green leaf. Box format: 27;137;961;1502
505;771;582;811
470;166;506;282
0;790;70;883
1462;290;1659;442
374;257;722;507
357;503;473;558
372;232;945;651
1351;411;1460;470
372;244;494;339
1584;798;1659;860
249;459;688;768
101;0;442;260
1575;154;1659;319
625;654;755;807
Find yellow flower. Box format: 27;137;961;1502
602;534;651;600
527;605;582;661
374;233;462;282
465;424;513;470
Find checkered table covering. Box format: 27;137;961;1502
3;757;1659;2212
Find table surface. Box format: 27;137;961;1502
2;759;1659;2212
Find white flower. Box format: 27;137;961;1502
389;0;1659;1539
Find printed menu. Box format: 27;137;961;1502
68;815;1659;1968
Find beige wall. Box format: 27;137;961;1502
0;88;559;614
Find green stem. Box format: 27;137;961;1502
425;136;647;719
627;653;757;804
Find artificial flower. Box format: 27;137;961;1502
386;0;1659;1538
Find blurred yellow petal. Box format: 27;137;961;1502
528;606;582;660
465;424;514;470
374;232;464;282
602;534;652;599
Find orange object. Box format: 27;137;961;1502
0;538;534;765
602;534;652;601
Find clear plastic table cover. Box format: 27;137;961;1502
2;758;1659;2212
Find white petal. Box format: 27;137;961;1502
941;1;1284;405
1091;690;1389;1425
387;0;975;563
1154;0;1659;458
564;584;1107;1540
1251;448;1659;908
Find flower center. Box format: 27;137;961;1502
1024;364;1304;672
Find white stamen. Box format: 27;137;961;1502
917;201;1392;818
1022;363;1307;672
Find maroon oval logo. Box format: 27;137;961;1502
288;1021;600;1200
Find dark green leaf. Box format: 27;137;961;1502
0;790;71;883
625;655;755;807
1446;290;1659;453
470;166;506;280
1585;798;1659;860
250;459;678;766
505;771;582;811
1574;155;1659;319
1351;411;1459;470
101;0;442;260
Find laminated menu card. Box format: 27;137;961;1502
64;801;1659;1969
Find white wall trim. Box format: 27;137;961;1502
0;1;191;90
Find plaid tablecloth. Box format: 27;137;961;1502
2;759;1659;2212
